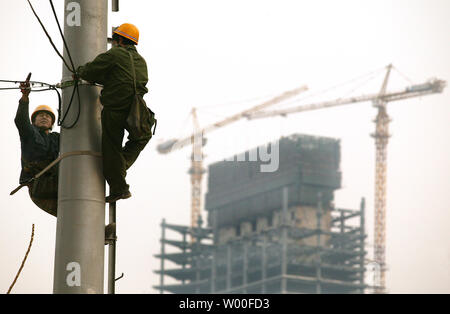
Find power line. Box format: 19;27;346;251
0;79;61;116
26;0;74;73
26;0;81;129
49;0;80;129
49;0;75;72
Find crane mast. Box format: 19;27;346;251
371;64;392;293
189;108;205;232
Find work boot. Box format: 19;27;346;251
105;190;132;203
105;223;116;245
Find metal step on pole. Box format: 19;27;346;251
107;201;117;294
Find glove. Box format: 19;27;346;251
20;72;32;96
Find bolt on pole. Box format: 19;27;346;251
53;0;108;294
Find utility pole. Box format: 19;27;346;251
53;0;108;294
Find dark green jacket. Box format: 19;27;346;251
14;99;60;184
77;45;148;111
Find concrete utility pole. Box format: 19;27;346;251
53;0;108;294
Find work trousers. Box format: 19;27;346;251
27;173;58;217
101;108;152;195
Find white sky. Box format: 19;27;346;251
0;0;449;294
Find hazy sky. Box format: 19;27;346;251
0;0;449;294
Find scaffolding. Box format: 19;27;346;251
154;134;367;294
154;192;367;294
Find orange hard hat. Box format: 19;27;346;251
31;105;55;125
113;23;139;45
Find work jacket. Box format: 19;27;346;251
14;99;59;184
77;45;148;111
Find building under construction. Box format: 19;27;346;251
154;134;367;294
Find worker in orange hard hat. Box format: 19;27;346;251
76;22;156;203
15;75;59;217
112;23;139;45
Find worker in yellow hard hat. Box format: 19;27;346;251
14;75;117;243
76;23;156;203
31;105;56;130
15;75;59;217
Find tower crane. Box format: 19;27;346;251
157;85;308;233
247;65;446;293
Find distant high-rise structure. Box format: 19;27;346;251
155;134;367;294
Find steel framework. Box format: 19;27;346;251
154;190;367;294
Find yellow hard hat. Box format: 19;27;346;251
113;23;139;45
31;105;55;125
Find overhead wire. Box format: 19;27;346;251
2;1;81;129
48;0;80;128
0;79;62;116
49;0;75;71
26;0;81;129
26;0;73;74
0;79;54;86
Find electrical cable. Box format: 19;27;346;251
0;87;54;92
28;88;56;92
58;83;78;128
0;79;62;116
26;0;74;74
51;86;62;123
49;0;80;129
63;81;81;129
0;79;55;88
26;0;81;129
0;76;73;128
49;0;75;71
